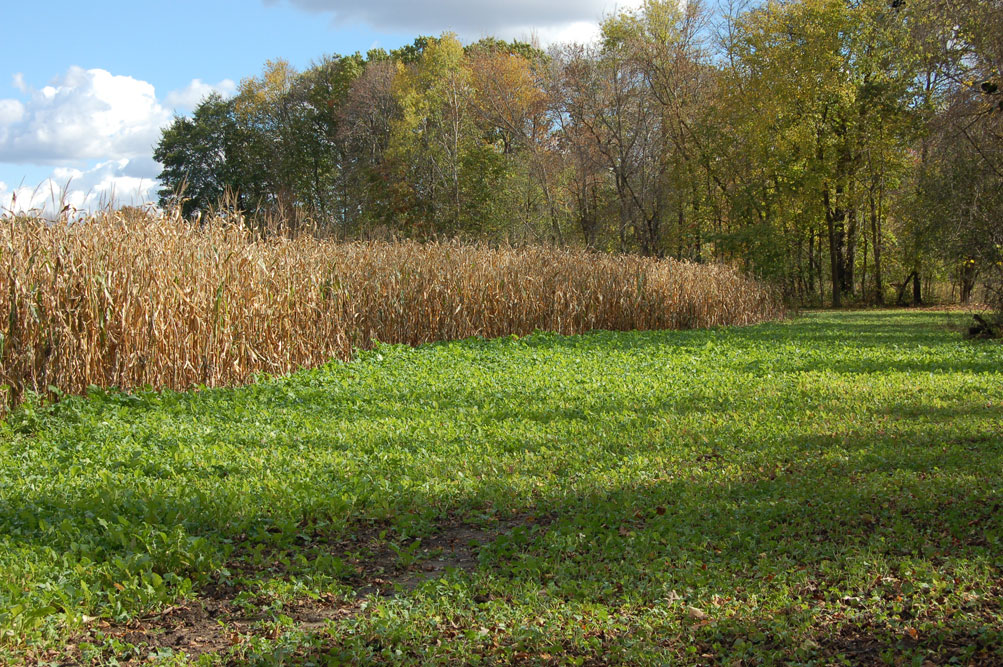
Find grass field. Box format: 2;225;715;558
3;310;1002;665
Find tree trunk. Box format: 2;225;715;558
843;206;857;298
817;228;826;305
533;154;564;246
617;175;631;253
825;186;844;308
869;186;884;305
807;228;816;299
860;229;868;300
677;208;685;259
897;270;917;305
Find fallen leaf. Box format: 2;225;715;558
687;606;708;620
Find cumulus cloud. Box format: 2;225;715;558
0;99;25;124
265;0;643;43
528;20;606;47
0;67;173;166
165;78;237;112
0;69;243;170
0;100;25;149
0;159;159;214
0;69;238;211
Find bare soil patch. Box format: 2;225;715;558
54;513;543;665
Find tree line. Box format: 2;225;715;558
155;0;1003;310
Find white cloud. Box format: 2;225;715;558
165;78;237;112
1;159;159;214
0;69;244;172
267;0;644;44
0;99;25;125
0;68;243;213
0;100;25;150
505;20;605;47
0;67;173;166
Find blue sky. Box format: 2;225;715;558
1;0;635;212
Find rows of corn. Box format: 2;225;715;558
0;208;784;414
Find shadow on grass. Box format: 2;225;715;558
6;406;1003;663
257;437;1003;664
3;310;1002;662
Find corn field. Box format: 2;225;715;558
0;208;785;414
